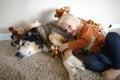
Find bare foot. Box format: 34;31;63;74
101;68;120;80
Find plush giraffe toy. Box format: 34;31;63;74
54;6;71;19
80;18;103;31
50;45;60;58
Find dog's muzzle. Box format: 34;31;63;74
15;52;24;58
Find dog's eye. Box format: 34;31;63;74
21;42;25;46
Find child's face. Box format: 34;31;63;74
60;20;78;36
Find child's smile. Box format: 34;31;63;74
61;20;78;36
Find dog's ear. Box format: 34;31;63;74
29;27;38;34
20;27;38;39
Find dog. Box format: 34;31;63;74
10;21;85;80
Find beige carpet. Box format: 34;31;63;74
0;40;120;80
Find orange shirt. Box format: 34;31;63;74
68;24;105;53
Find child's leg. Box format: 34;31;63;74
105;32;120;69
84;52;112;72
102;32;120;79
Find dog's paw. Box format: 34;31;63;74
63;55;86;80
69;74;77;80
64;60;77;74
67;55;85;71
64;60;84;80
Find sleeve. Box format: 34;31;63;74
68;26;93;50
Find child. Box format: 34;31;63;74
57;14;120;80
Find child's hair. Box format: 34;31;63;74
57;14;82;27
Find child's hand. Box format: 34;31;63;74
59;43;69;53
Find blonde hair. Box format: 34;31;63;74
57;14;82;27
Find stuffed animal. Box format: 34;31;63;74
54;6;70;19
8;26;29;39
8;20;41;40
50;45;60;58
80;18;103;31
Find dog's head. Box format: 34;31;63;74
14;27;47;58
15;40;41;58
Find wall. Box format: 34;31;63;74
0;0;120;33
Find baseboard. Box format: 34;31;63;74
0;33;11;41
